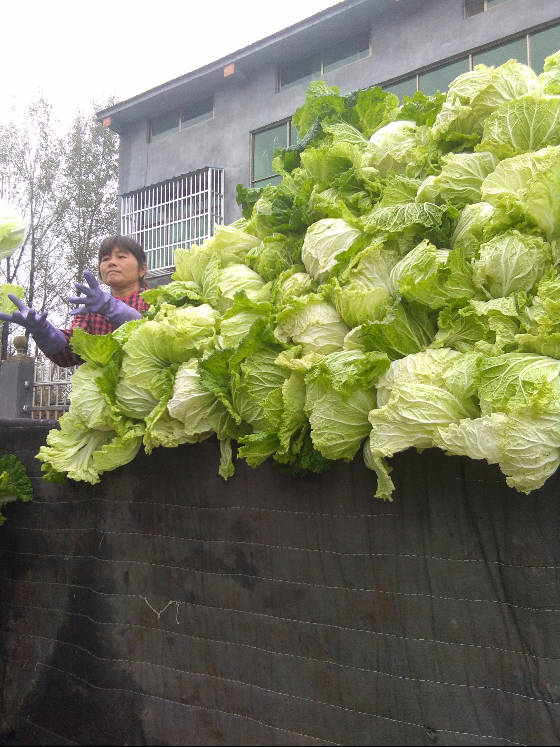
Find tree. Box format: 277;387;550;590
59;100;119;283
0;98;120;360
0;98;66;359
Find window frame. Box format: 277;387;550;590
180;98;214;131
465;0;512;17
418;57;471;95
250;118;298;188
149;98;214;143
277;31;372;90
381;20;559;96
471;34;529;68
484;0;513;9
528;24;560;74
149;110;180;142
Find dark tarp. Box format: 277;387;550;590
0;419;559;746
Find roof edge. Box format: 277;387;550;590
96;0;373;121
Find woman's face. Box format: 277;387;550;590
99;246;146;290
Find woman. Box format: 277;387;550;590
0;236;150;367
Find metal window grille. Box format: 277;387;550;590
120;167;224;276
32;359;75;420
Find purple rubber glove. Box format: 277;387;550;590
0;295;67;355
67;270;142;328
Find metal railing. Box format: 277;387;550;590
120;167;225;275
32;359;75;420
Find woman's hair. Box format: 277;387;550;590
98;235;149;289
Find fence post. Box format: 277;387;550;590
0;335;34;418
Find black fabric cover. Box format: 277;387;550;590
1;419;559;746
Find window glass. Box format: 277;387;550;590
384;77;417;100
530;25;560;74
181;98;213;129
486;0;511;7
253;175;282;188
252;123;288;183
151;110;179;140
323;33;370;73
473;36;528;67
280;54;322;88
419;58;470;94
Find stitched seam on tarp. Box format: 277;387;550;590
3;550;559;613
7;526;559;570
0;577;555;661
29;499;398;518
1;657;523;745
6;625;559;707
27;660;341;745
24;718;80;746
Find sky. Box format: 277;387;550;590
2;0;338;129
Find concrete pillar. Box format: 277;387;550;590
0;336;34;418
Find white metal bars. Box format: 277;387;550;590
120;167;224;274
32;359;75;420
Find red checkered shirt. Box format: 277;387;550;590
47;290;150;368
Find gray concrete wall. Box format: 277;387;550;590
118;0;560;225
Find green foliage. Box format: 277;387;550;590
0;454;33;525
397;91;446;127
0;200;25;260
0;284;24;316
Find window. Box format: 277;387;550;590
120;168;224;273
380;23;558;100
465;0;511;15
280;55;322;89
251;120;299;187
473;36;528;67
150;109;180;140
464;0;484;16
419;58;470;94
150;98;213;141
181;98;213;129
384;76;417;100
279;32;371;88
530;25;560;74
323;34;370;73
381;24;557;101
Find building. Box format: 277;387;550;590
97;0;560;285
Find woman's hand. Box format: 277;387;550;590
67;270;111;315
0;295;66;355
67;270;142;328
0;294;49;333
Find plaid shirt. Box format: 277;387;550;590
48;290;150;368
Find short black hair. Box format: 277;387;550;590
98;235;148;289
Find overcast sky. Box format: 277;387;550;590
2;0;337;128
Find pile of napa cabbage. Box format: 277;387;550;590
37;51;560;499
0;199;25;261
0;455;33;525
0;200;26;339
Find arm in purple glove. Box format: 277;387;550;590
67;270;142;328
0;295;67;356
